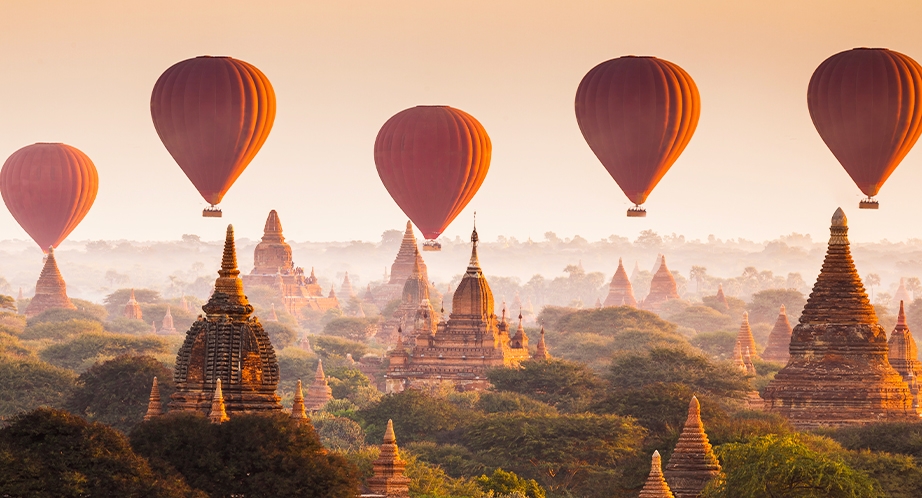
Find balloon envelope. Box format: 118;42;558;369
575;56;700;207
374;106;491;240
150;56;276;206
808;48;922;198
0;143;98;251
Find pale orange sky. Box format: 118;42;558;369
1;0;921;246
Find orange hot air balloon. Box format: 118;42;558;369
374;106;491;250
808;48;922;209
575;56;700;217
0;143;98;252
150;56;276;217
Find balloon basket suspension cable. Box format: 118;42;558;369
422;240;442;251
858;197;879;210
203;205;223;218
626;205;647;217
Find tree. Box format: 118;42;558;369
263;321;297;349
747;289;807;324
0;408;202;497
668;305;733;333
20;318;103;340
310;414;366;451
865;274;881;302
39;332;169;371
130;412;359;498
27;307;102;326
690;266;708;293
476;468;546;498
608;347;750;399
553;306;678;336
66;355;174;433
907;277;922;301
0;295;15;311
702;434;881;498
0;356;76;419
311;335;369;359
487;359;606;413
103;288;162;317
357;390;469;444
476;391;557;416
323;317;378;342
104;317;155;334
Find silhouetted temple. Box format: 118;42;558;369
763;209;915;428
385;227;531;392
24;248;76;317
714;284;729;311
372;221;432;307
159;305;178;335
664;397;720;498
241;210;338;316
123;289;143;320
762;305;792;363
889;301;922;413
603;258;637;307
642;256;680;312
170;225;282;416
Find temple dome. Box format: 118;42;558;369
451;227;494;319
251;210;293;275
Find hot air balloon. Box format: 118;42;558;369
807;48;922;209
374;106;491;251
0;143;98;252
575;56;700;217
150;56;276;217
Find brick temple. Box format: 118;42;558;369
24;247;76;317
603;258;637;307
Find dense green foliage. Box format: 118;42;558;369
263;321;297;349
323;317;379;341
312;334;369;359
358;389;469;443
103;288;162;316
0;355;76;419
747;289;806;324
476;468;545;498
27;307;102;326
488;359;605;413
552;306;677;335
21;318;103;340
39;332;169;371
607;347;749;398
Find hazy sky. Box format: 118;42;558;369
1;0;921;247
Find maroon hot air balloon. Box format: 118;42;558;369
0;143;99;252
808;48;922;209
575;56;700;217
151;56;276;217
374;106;491;250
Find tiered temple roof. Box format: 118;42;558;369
144;377;162;421
159;305;177;335
124;289;143;320
735;312;759;360
714;284;729;312
664;397;721;498
209;378;230;424
642;256;680;312
763;209;916;428
24;248;76;318
533;327;551;360
305;359;333;411
366;420;411;498
341;272;356;298
372;222;431;307
385;226;530;392
169;226;282;415
603;258;637;307
290;379;308;421
762;305;792;363
639;451;675;498
383;248;436;342
889;301;922;413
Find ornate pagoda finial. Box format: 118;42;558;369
384;418;396;444
290;379;308;420
209;378;229;424
203;225;250;316
143;377;162;421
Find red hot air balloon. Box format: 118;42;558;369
150;56;276;217
374;106;491;250
575;56;700;217
808;48;922;209
0;143;99;252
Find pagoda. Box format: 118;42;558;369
533;327;551;360
385;226;531;392
664;397;720;498
762;209;916;428
169;225;282;415
366;420;411;498
603;258;637;307
642;256;680;312
290;379;308;421
241;210;338;315
24;248;76;318
304;359;333;411
124;289;143;320
714;284;730;312
383;251;438;343
639;451;675;498
895;278;913;308
340;272;357;298
144;377;162;421
761;305;793;363
372;221;432;307
159;305;178;335
888;301;922;413
735;312;759;360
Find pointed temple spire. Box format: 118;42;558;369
387;220;429;286
643;255;680;312
209;378;229;424
143;377;162;421
268;303;279;322
367;419;411;498
735;312;758;360
304;359;333;411
151;321;157;334
895;278;913;307
715;284;730;311
604;258;638;307
251;210;294;275
733;341;746;372
533;327;551;360
762;305;793;363
24;247;76;318
160;304;176;334
889;300;922;413
341;272;356;297
743;347;757;376
640;451;675;498
664;397;721;498
467;225;481;274
763;208;916;427
124;289;143;320
205;225;249;313
290;379;308;420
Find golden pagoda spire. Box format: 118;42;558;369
639;451;675;498
736;312;758;360
367;419;410;497
143;377;162;421
214;225;244;298
290;379;308;420
664;397;721;498
209;378;229;424
533;327;551;360
467;224;481;274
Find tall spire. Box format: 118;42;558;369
304;359;333;411
124;289;143;320
209;225;248;309
640;451;675;498
367;419;411;498
715;284;729;311
290;379;308;420
143;377;162;421
533;327;551;360
664;397;720;498
735;312;758;360
24;247;76;317
762;305;793;363
209;378;229;424
263;209;284;241
889;300;922;413
467;225;481;273
604;258;638;307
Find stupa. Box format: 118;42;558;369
762;209;916;428
144;377;162;421
159;305;177;335
385;226;531;392
340;272;356;298
664;397;721;498
889;301;922;413
735;312;759;360
714;284;730;312
209;378;230;424
895;278;913;308
124;289;143;320
603;258;638;307
304;359;333;411
533;327;551;360
761;305;793;363
24;248;76;318
290;379;308;421
639;451;675;498
642;256;680;312
372;221;432;306
366;420;411;498
169;226;282;415
383;248;437;342
241;211;338;315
